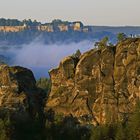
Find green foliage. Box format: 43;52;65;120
1;95;140;140
90;101;140;140
0;111;14;140
72;49;81;59
101;36;109;45
36;78;51;94
13;119;45;140
45;115;90;140
52;19;63;25
95;36;109;50
127;101;140;139
0;18;41;26
0;119;7;140
54;113;64;125
90;124;117;140
115;123;129;140
117;33;127;42
1;84;140;140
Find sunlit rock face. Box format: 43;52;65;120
46;38;140;125
0;65;45;120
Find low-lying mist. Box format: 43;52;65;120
1;40;94;79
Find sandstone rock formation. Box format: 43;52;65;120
46;38;140;125
0;65;45;120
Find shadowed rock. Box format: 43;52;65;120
0;65;45;121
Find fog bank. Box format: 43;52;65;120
1;40;94;78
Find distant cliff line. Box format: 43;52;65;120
0;18;92;33
1;18;140;34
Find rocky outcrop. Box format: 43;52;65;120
0;65;45;120
46;38;140;125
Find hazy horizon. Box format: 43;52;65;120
0;0;140;26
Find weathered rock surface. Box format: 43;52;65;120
0;65;45;120
46;38;140;125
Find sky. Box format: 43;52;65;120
0;0;140;26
